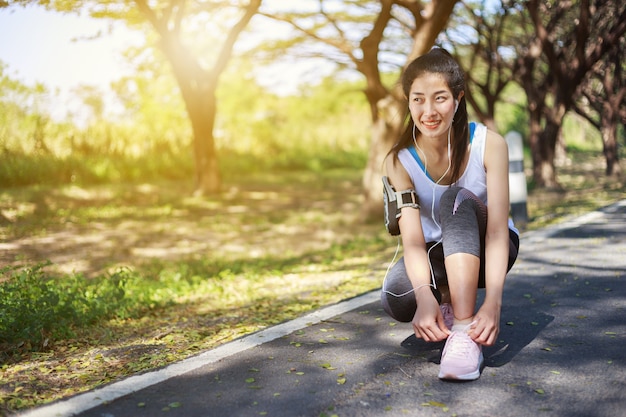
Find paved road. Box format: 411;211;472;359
20;201;626;417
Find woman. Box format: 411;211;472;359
381;48;519;381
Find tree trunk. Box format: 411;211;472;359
171;73;222;195
361;95;405;218
481;116;497;132
532;119;563;189
601;113;621;177
190;89;221;195
136;0;260;195
601;49;623;178
157;35;222;195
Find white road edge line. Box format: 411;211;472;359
18;290;380;417
520;199;626;243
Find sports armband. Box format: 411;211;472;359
382;176;420;236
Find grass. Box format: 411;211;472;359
0;151;624;415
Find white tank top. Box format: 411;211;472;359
398;122;516;242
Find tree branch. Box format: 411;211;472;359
211;0;262;80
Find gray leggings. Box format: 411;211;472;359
380;186;519;322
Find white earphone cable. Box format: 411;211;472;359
382;123;453;298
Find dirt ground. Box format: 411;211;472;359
0;174;384;277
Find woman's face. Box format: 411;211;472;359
408;72;460;140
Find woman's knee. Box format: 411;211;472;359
440;186;464;214
380;258;416;322
380;290;415;322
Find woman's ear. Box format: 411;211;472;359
454;91;465;113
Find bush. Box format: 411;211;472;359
0;264;151;353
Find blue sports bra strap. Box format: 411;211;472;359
408;145;433;181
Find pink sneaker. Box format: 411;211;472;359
438;323;483;381
440;303;454;330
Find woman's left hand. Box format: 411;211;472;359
468;301;501;346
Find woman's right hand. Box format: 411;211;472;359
412;288;450;342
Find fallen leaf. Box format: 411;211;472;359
421;400;447;408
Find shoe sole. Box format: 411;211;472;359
438;352;484;381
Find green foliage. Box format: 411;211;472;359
494;83;530;138
0;230;387;358
0;55;371;188
0;264;146;351
216;61;370;174
561;113;603;152
0;150;195;187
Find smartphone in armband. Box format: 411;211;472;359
382;176;420;236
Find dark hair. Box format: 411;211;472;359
389;48;469;184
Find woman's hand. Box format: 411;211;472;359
412;288;451;342
469;300;501;346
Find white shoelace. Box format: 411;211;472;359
445;322;478;358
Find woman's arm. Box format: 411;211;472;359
470;130;511;345
385;154;450;342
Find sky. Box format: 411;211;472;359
0;6;146;122
0;7;140;87
0;4;329;123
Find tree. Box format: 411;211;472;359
7;0;262;194
512;0;626;188
262;0;458;218
0;61;52;155
135;0;262;194
573;14;625;177
442;0;517;132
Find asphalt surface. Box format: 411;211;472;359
20;200;626;417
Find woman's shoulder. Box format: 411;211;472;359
484;128;507;149
483;127;509;168
470;122;505;146
384;153;413;189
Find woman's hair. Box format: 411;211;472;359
389;48;469;184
